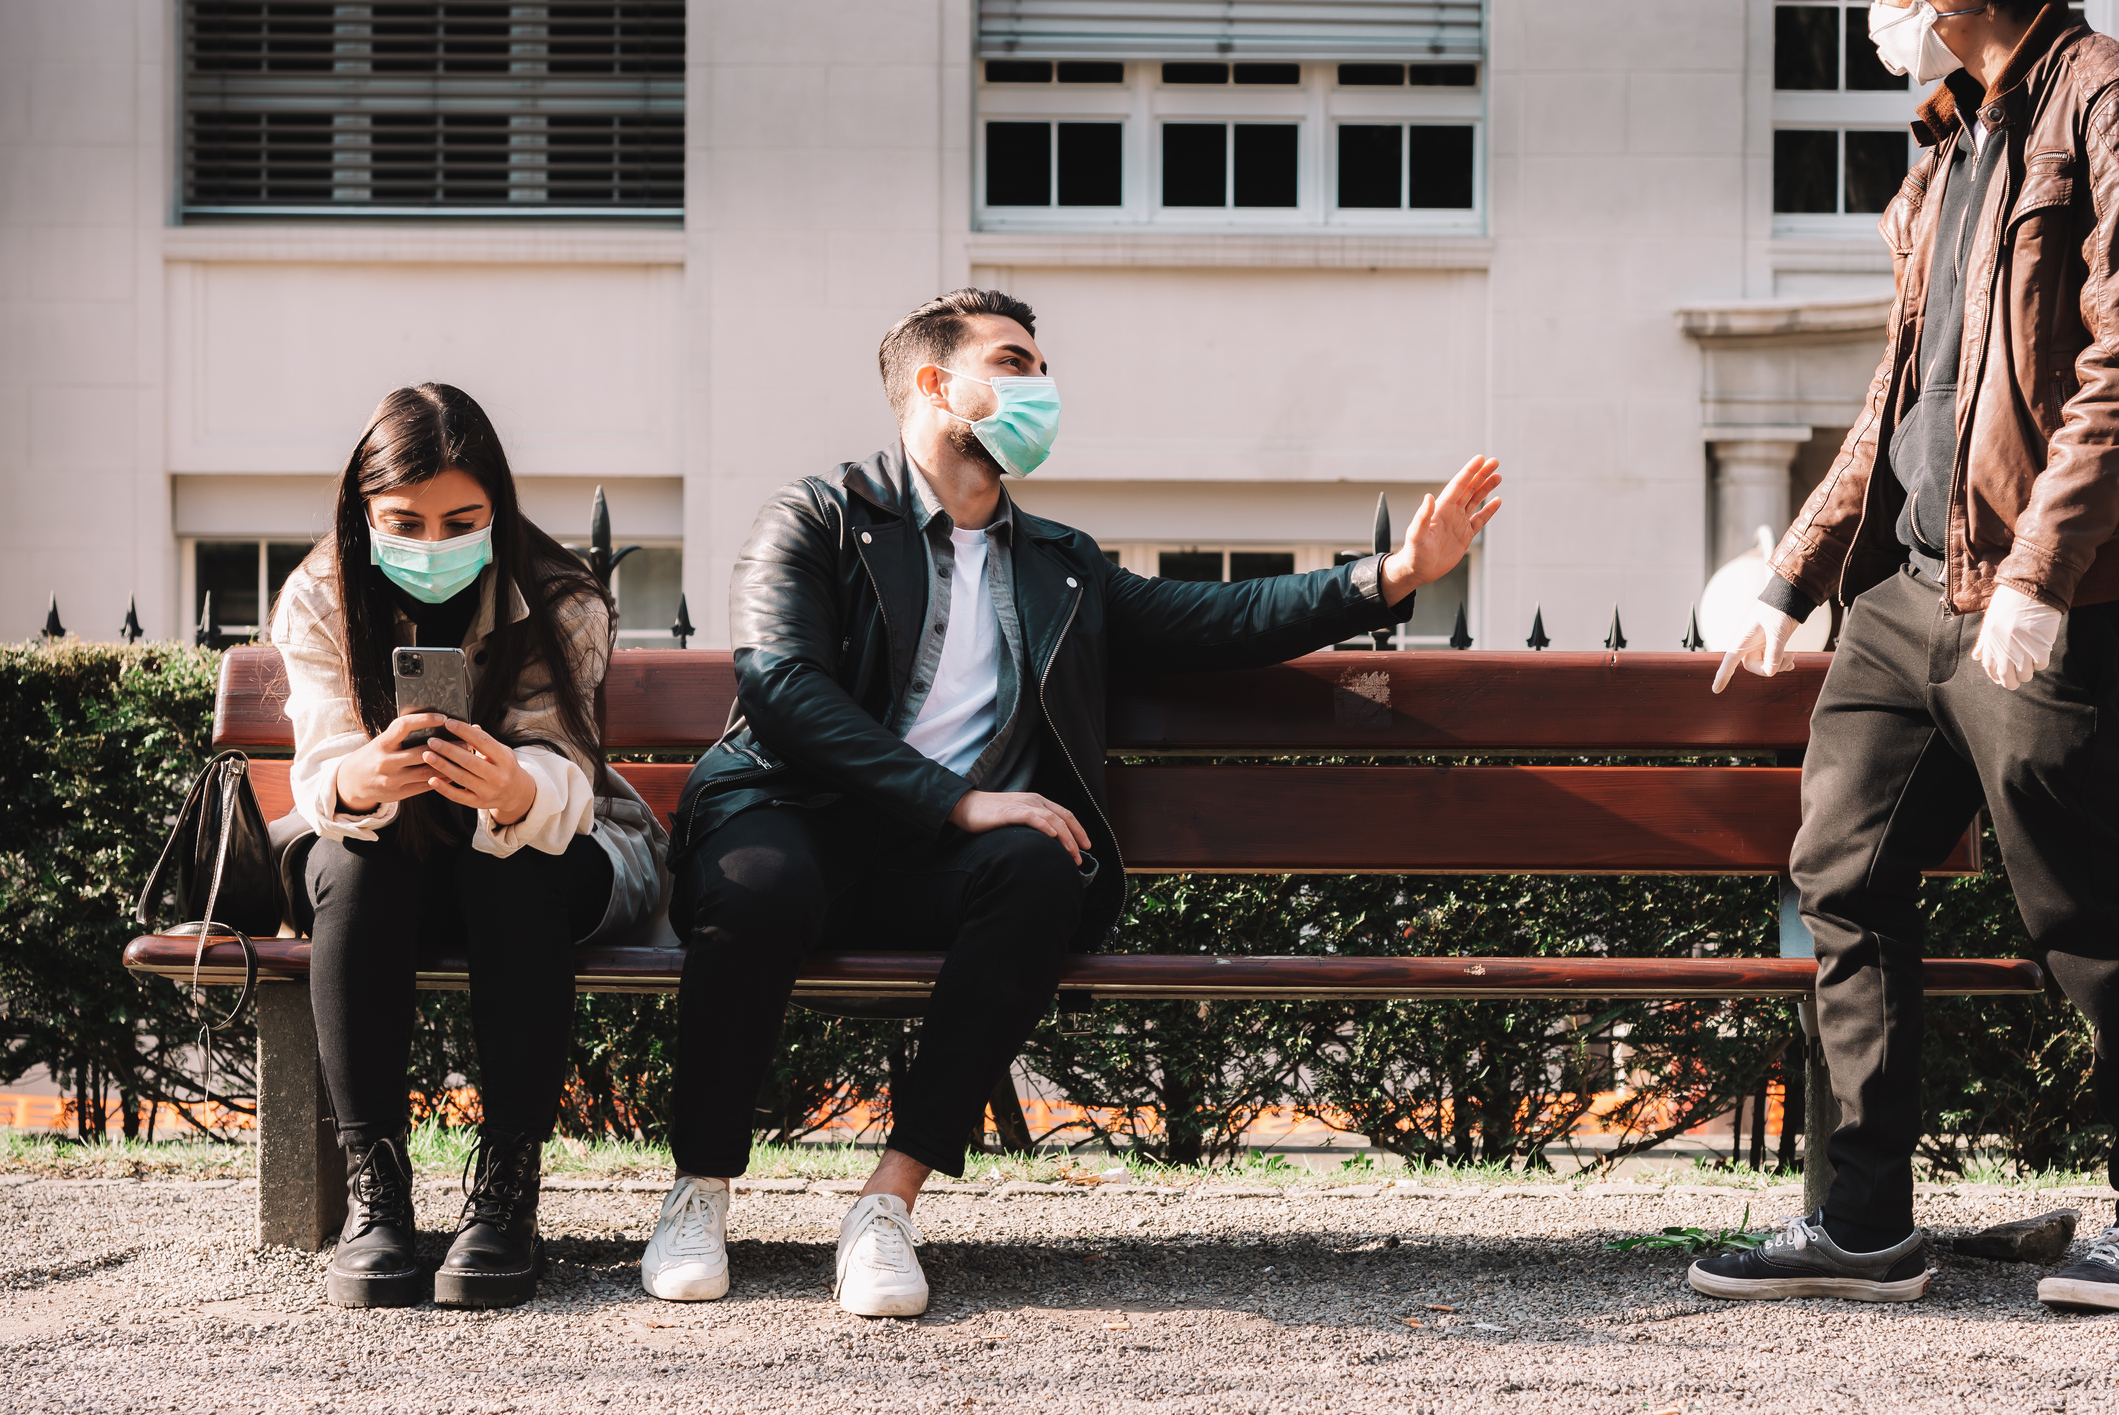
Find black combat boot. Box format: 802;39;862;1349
433;1128;544;1308
325;1134;422;1308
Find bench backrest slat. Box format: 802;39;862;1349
237;759;1978;876
213;647;1826;755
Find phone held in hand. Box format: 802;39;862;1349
392;647;471;747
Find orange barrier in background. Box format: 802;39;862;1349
4;1083;1785;1147
2;1093;253;1135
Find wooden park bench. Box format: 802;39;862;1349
126;644;2041;1249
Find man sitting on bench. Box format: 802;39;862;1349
637;288;1501;1315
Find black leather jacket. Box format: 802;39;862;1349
674;444;1417;948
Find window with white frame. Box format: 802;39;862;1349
181;1;683;220
189;537;684;646
1770;2;1920;234
975;2;1484;233
556;543;686;644
189;538;317;642
1769;2;2096;235
1099;541;1473;649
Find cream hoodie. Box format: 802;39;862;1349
268;550;667;943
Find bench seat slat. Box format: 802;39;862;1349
120;934;2044;999
235;760;1979;877
214;647;1828;755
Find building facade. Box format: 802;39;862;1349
5;0;2108;651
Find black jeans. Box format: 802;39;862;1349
295;825;614;1147
669;801;1086;1178
1792;564;2119;1233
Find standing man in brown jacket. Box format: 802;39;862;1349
1699;2;2119;1309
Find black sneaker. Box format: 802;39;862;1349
2038;1225;2119;1310
1687;1211;1930;1302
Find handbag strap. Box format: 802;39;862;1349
186;759;260;1031
133;752;225;927
185;759;260;1127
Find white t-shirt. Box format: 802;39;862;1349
903;526;1000;777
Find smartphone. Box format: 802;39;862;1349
392;647;471;748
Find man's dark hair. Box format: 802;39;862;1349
1991;0;2048;18
877;288;1038;419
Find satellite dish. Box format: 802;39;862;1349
1697;526;1832;652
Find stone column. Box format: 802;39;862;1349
255;982;345;1250
1708;428;1811;566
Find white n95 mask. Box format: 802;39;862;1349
1869;2;1976;85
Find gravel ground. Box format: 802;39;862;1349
6;1174;2119;1413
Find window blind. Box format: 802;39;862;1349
977;1;1485;60
182;2;684;217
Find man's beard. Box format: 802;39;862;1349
946;418;1004;475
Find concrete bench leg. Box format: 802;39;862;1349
255;982;347;1250
1798;998;1840;1218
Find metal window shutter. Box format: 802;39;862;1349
181;1;684;216
977;1;1485;60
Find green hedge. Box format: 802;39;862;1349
0;642;239;1137
0;641;2097;1176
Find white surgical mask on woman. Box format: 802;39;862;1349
1868;1;1982;85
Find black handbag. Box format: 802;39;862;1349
134;751;287;1088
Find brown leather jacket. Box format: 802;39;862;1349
1772;6;2119;614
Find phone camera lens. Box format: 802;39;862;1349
400;652;423;676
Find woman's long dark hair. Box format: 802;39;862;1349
314;384;614;847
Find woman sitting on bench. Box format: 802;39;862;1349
269;383;666;1310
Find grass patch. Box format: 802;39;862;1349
12;1125;2098;1196
1607;1204;1770;1256
0;1131;255;1180
1953;1158;2108;1189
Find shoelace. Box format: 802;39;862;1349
2084;1226;2119;1269
348;1140;412;1238
667;1183;725;1257
856;1205;926;1274
1759;1213;1821;1256
458;1138;534;1229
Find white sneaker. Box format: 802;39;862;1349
834;1193;928;1317
640;1176;730;1301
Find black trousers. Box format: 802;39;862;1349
295;825;614;1147
1792;563;2119;1232
668;801;1086;1178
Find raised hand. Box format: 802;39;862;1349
1381;456;1502;604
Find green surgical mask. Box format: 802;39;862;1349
941;369;1061;476
369;523;492;604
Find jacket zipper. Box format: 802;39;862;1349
1037;582;1124;878
854;538;898;700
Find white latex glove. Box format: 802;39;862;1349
1711;602;1803;694
1971;585;2063;691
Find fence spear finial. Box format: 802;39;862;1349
1682;605;1706;652
581;484;642;594
42;594;64;641
1526;605;1550;651
120;595;143;644
671;591;695;649
1449;602;1473;650
1604;605;1627;652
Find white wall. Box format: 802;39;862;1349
686;0;971;648
1480;0;1746;651
164;256;683;481
0;0;169;642
0;0;1959;649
